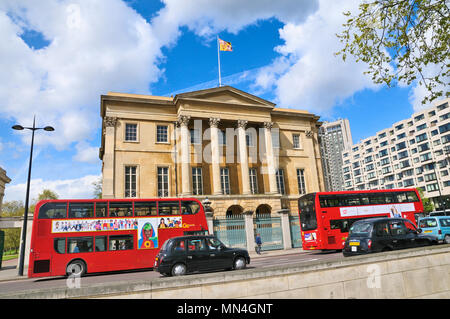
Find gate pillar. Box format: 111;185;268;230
277;209;292;250
243;211;254;253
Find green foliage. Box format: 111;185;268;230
92;178;102;199
336;0;449;105
416;187;434;213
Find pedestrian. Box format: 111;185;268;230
255;233;262;255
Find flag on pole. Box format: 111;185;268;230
218;38;232;51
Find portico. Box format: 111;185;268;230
100;86;324;217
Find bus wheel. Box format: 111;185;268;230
66;260;86;277
171;263;187;276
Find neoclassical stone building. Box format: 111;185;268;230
99;86;324;216
0;167;11;213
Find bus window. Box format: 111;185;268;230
158;201;180;215
181;201;200;215
407;191;419;202
368;193;386;205
54;238;66;254
95;236;107;252
68;237;93;253
38;202;67;219
395;192;408;203
109;235;133;250
135;202;157;216
69;202;94;218
299;194;317;230
384;193;395;203
319;195;339;208
360;195;369;205
95;202;107;217
109;202;133;217
342;194;361;206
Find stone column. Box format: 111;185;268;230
243;211;255;253
237;120;251;195
277;209;292;250
178;115;192;196
264;121;278;194
209;118;222;195
102;116;117;199
205;210;214;235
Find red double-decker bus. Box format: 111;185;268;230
28;198;207;278
298;189;424;251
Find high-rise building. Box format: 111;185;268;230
319;119;353;191
342;98;450;210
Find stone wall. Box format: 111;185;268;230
2;245;448;299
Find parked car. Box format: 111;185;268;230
154;235;250;276
429;211;450;217
418;216;450;244
343;217;438;257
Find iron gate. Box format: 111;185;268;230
213;215;247;249
254;213;283;251
289;215;302;248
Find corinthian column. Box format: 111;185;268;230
102;116;117;199
237;120;251;195
264;121;278;194
178;115;192;196
209;118;222;195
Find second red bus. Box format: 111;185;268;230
298;189;424;250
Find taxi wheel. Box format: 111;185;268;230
233;257;246;270
444;235;450;244
171;263;187;276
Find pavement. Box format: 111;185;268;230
0;247;308;282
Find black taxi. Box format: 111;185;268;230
343;217;438;257
154;235;250;276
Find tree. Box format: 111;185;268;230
92;178;102;199
336;0;449;105
29;189;59;214
35;189;59;201
0;201;24;254
417;187;434;213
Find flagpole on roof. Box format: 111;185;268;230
217;36;222;87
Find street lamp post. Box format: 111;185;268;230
12;116;54;276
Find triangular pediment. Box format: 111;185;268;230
174;86;275;109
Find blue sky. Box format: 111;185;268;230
0;0;437;202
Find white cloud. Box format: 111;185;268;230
152;0;319;44
3;174;101;203
252;0;381;116
0;0;163;150
73;141;99;164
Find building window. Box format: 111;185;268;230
192;167;203;195
190;129;201;144
220;168;230;195
156;125;168;143
249;168;258;194
297;169;306;195
293;134;301;149
276;169;286;195
246;131;254;147
157;167;169;197
125;166;137;198
125;124;137;141
219;130;226;145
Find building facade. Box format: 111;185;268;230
342;98;450;210
319;119;353;191
0;167;11;213
99;86;324;216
